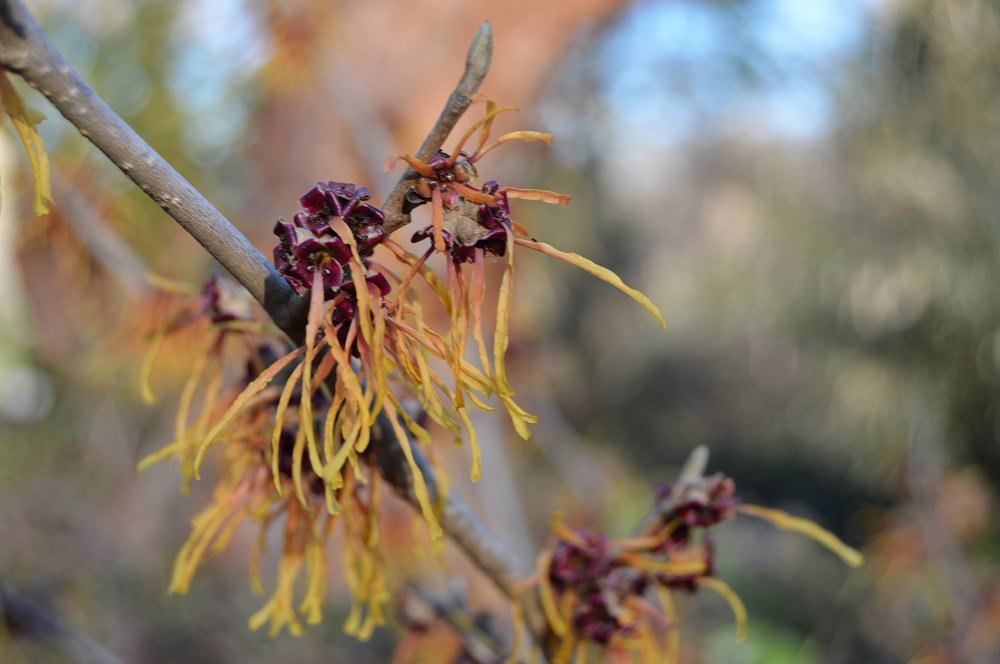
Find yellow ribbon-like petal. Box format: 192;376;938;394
0;73;52;214
737;504;865;568
516;238;666;330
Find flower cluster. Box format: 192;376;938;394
530;474;740;663
188;181;451;534
524;471;863;663
272;181;388;301
143;97;671;639
140;282;392;637
393;97;665;437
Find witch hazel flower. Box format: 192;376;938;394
178;181;457;539
272;181;388;301
529;495;740;664
519;470;864;663
390;97;666;439
271;181;509;508
136;186;414;638
144;337;390;638
274;184;513;485
156;179;519;561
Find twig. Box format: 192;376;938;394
0;581;122;664
631;445;710;537
0;0;534;651
381;21;493;235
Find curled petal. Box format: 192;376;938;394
537;549;570;638
697;577;747;642
392;154;438;178
515;238;666;330
737;504;864;568
475;130;553;161
450;104;518;163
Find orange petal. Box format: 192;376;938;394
450;104;517;163
536;549;569;638
453;182;498;205
615;553;707;577
492;228;535;439
192;346;305;477
300;269;327;477
473;98;497;157
431;188;446;253
511;221;531;238
470;253;492;378
271;360;306;493
290;422;310;508
448;260;469;408
382;400;443;540
392;153;437;178
475;131;553;161
502;187;571;206
456;407;481;482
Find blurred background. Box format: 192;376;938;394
1;0;998;662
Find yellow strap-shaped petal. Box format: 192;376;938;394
738;504;864;568
0;73;52;213
192;346;304;477
698;577;747;641
516;238;666;330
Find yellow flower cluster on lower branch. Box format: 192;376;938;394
164;415;389;638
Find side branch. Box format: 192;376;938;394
381;21;493;234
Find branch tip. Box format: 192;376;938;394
465;21;493;83
679;445;709;483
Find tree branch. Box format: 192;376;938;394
0;0;534;650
